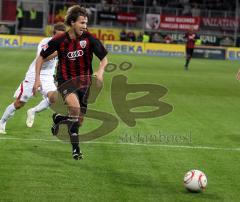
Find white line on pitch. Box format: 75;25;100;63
0;137;62;142
88;141;240;151
0;136;240;152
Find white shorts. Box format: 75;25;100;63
13;75;57;102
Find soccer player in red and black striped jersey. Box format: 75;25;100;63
33;5;108;160
184;28;198;70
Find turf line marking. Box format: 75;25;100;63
0;137;240;152
88;141;240;151
0;137;61;142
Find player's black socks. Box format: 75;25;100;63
53;113;68;124
52;114;82;159
67;118;79;143
67;119;82;159
71;132;80;154
185;59;190;69
52;113;69;124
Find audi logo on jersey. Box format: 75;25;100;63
67;50;84;59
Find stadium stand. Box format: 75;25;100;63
0;0;239;46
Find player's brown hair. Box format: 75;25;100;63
64;5;88;27
53;22;66;34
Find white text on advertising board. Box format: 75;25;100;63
105;44;143;54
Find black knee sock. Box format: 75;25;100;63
70;133;79;152
67;119;80;151
53;113;69;124
185;58;190;67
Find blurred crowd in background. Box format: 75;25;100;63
0;0;239;46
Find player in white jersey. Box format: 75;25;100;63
0;23;66;134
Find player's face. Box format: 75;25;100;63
73;16;88;36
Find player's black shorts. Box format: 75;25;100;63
57;79;90;114
186;48;194;57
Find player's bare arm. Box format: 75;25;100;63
33;50;57;93
33;55;44;95
236;69;240;80
94;56;108;82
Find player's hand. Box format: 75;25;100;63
236;70;240;81
93;70;104;87
33;79;42;95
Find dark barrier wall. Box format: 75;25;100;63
0;22;16;34
193;47;226;60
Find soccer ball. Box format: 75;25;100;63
184;169;207;192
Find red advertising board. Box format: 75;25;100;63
159;15;200;31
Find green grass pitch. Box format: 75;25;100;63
0;48;240;201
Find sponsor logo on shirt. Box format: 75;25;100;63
67;50;84;60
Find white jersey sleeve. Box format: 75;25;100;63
37;38;50;56
25;37;58;80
